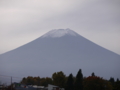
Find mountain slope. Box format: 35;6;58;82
0;29;120;81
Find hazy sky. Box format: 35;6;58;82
0;0;120;55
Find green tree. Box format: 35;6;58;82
114;78;120;90
21;76;41;85
45;77;53;86
52;71;66;88
33;76;41;85
21;77;27;84
21;76;34;85
83;76;112;90
26;76;34;85
40;77;53;86
21;76;52;86
91;72;95;77
109;77;115;90
40;78;47;86
74;69;83;90
109;77;115;85
66;73;74;90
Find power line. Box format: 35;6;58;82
0;74;23;85
0;74;22;79
0;74;11;78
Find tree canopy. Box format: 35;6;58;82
83;76;112;90
20;69;119;90
52;71;66;88
74;69;83;90
65;73;74;90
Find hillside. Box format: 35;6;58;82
0;29;120;80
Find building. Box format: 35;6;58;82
47;84;64;90
13;83;46;90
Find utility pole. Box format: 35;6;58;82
11;76;12;90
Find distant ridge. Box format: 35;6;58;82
0;29;120;83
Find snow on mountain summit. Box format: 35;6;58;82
0;28;120;81
41;28;79;38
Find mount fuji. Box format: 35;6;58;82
0;29;120;81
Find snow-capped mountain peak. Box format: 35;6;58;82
0;28;120;81
41;28;79;38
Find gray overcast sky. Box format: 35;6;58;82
0;0;120;55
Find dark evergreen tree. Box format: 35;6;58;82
109;77;115;85
74;69;83;90
114;78;120;90
109;77;115;89
116;78;119;82
91;72;95;77
66;73;74;90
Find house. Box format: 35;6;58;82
13;82;46;90
47;84;64;90
13;83;64;90
32;85;45;90
0;85;6;90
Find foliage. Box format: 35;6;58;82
40;77;53;86
91;72;95;77
52;71;66;88
109;78;120;90
21;76;52;86
114;79;120;90
109;77;115;85
20;69;119;90
83;76;112;90
74;69;83;90
65;73;74;90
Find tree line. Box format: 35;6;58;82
20;69;120;90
